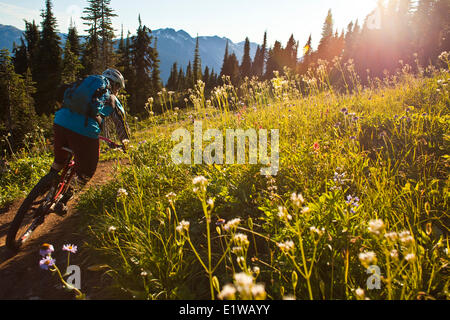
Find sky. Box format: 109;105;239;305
0;0;379;48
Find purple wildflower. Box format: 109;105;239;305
39;256;56;270
39;243;54;257
62;244;78;254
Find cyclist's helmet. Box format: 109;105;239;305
103;68;125;89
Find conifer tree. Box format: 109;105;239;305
82;0;116;74
34;0;62;115
317;9;334;60
130;15;154;114
193;36;202;84
151;37;162;95
240;37;252;79
167;62;179;91
0;49;37;150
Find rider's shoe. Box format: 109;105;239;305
54;202;68;216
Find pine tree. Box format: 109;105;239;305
0;49;37;151
317;9;334;61
82;0;116;73
62;41;83;84
284;34;298;71
98;0;117;70
81;0;101;75
265;41;283;79
130;15;154;114
240;37;252;79
185;61;193;88
151;37;162;95
193;36;202;84
67;19;81;58
34;0;62;115
12;38;28;75
177;67;185;91
251;32;267;78
167;62;179;91
220;40;229;78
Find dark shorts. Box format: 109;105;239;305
53;124;100;179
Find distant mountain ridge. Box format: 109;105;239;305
0;24;258;83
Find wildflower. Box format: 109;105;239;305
39;243;54;257
384;232;398;242
176;220;190;234
355;287;365;299
390;249;399;260
140;271;148;277
333;171;347;185
39;256;56;270
301;206;311;214
251;283;267;300
277;206;292;221
310;226;325;237
218;284;237;300
340;107;348;115
117;188;128;199
62;244;78;254
368;219;385;236
216;218;226;226
108;226;117;233
277;240;295;253
193;176;208;193
166;192;177;204
405;253;416;263
359;251;377;267
234;272;254;295
290;192;304;208
399;231;415;246
233;233;249;247
223;218;241;231
346;195;360;213
312;142;320;152
207;198;214;207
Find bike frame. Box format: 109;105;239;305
52;136;118;203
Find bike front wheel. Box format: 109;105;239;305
6;173;57;251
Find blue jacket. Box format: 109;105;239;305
54;82;128;140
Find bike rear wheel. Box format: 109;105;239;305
6;173;57;251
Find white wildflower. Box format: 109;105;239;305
384;231;398;242
405;253;416;263
251;283;266;300
359;251;377;266
233;233;249;247
290;192;304;208
277;240;295;253
368;219;385;236
355;287;365;299
176;220;190;234
218;284;236;300
193;176;208;193
117;188;128;198
223;218;241;231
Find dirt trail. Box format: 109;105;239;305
0;159;126;300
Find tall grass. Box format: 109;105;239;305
75;57;448;300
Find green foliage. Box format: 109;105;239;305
75;65;449;300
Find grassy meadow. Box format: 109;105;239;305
3;57;449;300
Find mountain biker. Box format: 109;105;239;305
50;68;131;215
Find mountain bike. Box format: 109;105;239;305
6;136;125;252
